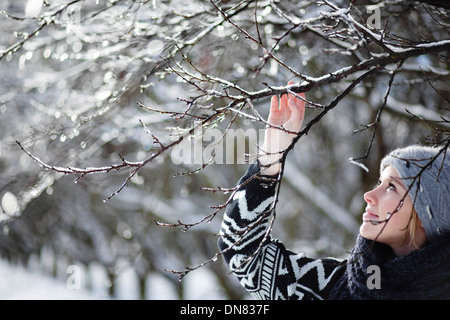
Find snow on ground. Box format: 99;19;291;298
0;258;229;299
0;259;108;300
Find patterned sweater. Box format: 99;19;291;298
218;162;346;300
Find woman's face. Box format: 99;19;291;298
360;165;427;256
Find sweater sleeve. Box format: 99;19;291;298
218;162;345;300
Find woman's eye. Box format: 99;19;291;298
388;183;397;191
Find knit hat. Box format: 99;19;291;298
380;145;450;242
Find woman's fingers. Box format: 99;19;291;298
280;94;292;122
280;93;288;112
267;95;279;125
285;81;305;132
288;92;306;131
270;95;279;112
269;94;289;125
268;82;306;130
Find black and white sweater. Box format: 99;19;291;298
218;162;346;300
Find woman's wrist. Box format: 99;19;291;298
257;152;281;176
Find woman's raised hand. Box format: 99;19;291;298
259;81;306;176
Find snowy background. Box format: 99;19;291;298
1;0;448;300
0;256;231;299
0;259;108;299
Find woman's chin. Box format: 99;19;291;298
359;222;379;241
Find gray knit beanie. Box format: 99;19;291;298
380;145;450;243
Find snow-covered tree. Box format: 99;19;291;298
0;0;448;298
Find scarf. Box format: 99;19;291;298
328;234;450;299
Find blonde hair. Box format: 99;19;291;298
404;208;423;249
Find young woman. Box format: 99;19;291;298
218;83;450;299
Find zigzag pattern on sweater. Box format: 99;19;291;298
218;163;345;300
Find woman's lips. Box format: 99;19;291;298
363;211;379;221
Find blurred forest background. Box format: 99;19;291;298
0;0;448;299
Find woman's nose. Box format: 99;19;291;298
364;188;376;205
